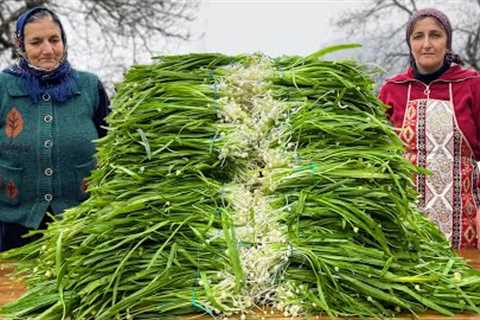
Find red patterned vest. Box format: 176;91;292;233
380;65;480;249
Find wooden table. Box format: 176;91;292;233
0;262;25;307
1;250;479;319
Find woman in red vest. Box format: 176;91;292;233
379;8;480;249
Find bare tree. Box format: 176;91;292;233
0;0;199;90
336;0;480;78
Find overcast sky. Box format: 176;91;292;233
173;0;366;57
62;0;368;90
68;0;461;88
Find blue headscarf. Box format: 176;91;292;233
3;6;77;104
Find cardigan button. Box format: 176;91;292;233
44;168;54;176
42;93;51;102
44;114;53;123
44;140;53;148
44;193;53;202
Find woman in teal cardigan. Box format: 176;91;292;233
0;6;110;251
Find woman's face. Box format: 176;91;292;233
23;17;64;71
409;17;448;74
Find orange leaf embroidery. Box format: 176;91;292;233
6;180;18;200
5;107;24;138
80;178;88;193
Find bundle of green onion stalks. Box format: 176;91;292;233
2;45;479;319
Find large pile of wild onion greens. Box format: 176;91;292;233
1;46;480;319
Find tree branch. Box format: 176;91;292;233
335;0;480;81
409;0;417;11
392;0;414;15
